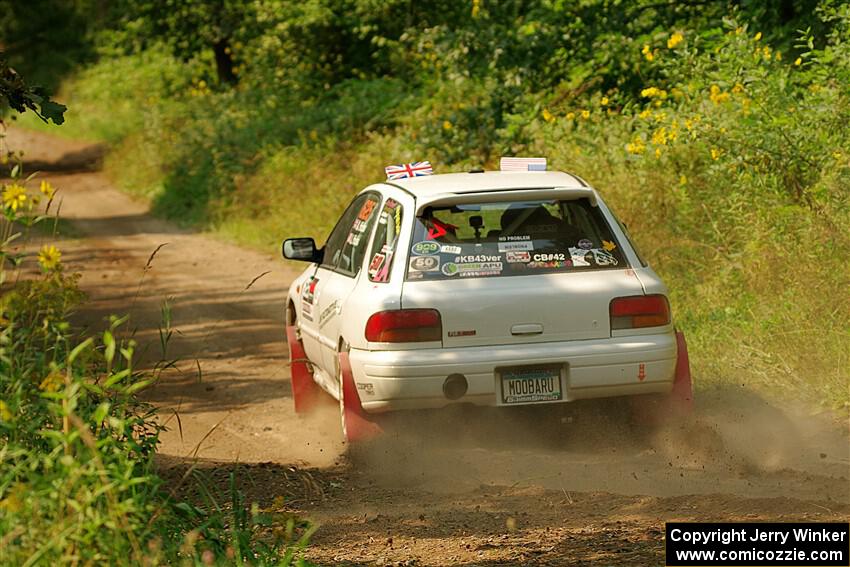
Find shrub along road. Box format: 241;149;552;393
10;127;849;566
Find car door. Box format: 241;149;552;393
298;195;370;375
316;192;382;375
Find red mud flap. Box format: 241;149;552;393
286;325;320;414
671;330;695;415
338;351;383;443
631;330;694;425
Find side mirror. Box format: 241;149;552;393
282;237;321;262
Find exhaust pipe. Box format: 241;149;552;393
443;374;468;400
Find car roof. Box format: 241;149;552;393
384;171;589;196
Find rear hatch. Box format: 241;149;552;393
401;195;641;347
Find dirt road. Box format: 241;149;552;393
7;127;849;566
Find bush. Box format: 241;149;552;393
0;167;315;564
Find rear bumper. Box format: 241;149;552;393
348;333;677;413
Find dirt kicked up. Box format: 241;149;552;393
7;127;848;566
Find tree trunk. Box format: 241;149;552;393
213;38;236;85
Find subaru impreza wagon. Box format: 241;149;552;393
282;164;692;441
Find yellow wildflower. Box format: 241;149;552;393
0;400;11;421
651;127;668;146
642;44;654;62
38;245;61;271
39;371;64;393
39;180;56;199
762;46;772;60
640;87;667;99
0;483;24;513
709;85;729;104
2;184;27;212
580;109;590;119
639;109;653;120
754;32;762;41
626;137;646;155
775;51;782;61
667;32;684;49
833;151;842;160
472;0;480;18
710;148;722;161
566;112;576;120
794;57;802;66
542;108;555;123
732;83;744;94
735;27;744;35
655;147;662;158
684;119;694;131
442;120;453;131
679;175;687;185
600;96;609;106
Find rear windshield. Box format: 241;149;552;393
406;198;627;281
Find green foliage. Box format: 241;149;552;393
18;0;850;411
0;169;315;564
0;56;66;124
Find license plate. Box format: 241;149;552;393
499;365;563;404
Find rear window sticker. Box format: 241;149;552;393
385;199;399;209
368;253;386;277
452;262;504;278
577;238;594;250
395;207;402;234
532;252;567;262
602;240;617;251
499;235;531;242
357;199;377;220
411;241;440;255
569;248;591;266
441;262;459;276
345;232;362;246
454;254;500;263
498;240;534;253
352;219;368;232
592;249;619;266
372;251;393;282
440;244;462;255
409;255;440;271
378;211;388;225
505;251;531;263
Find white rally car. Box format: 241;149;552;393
282;162;693;441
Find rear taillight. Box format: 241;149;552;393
610;295;671;330
365;309;442;343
